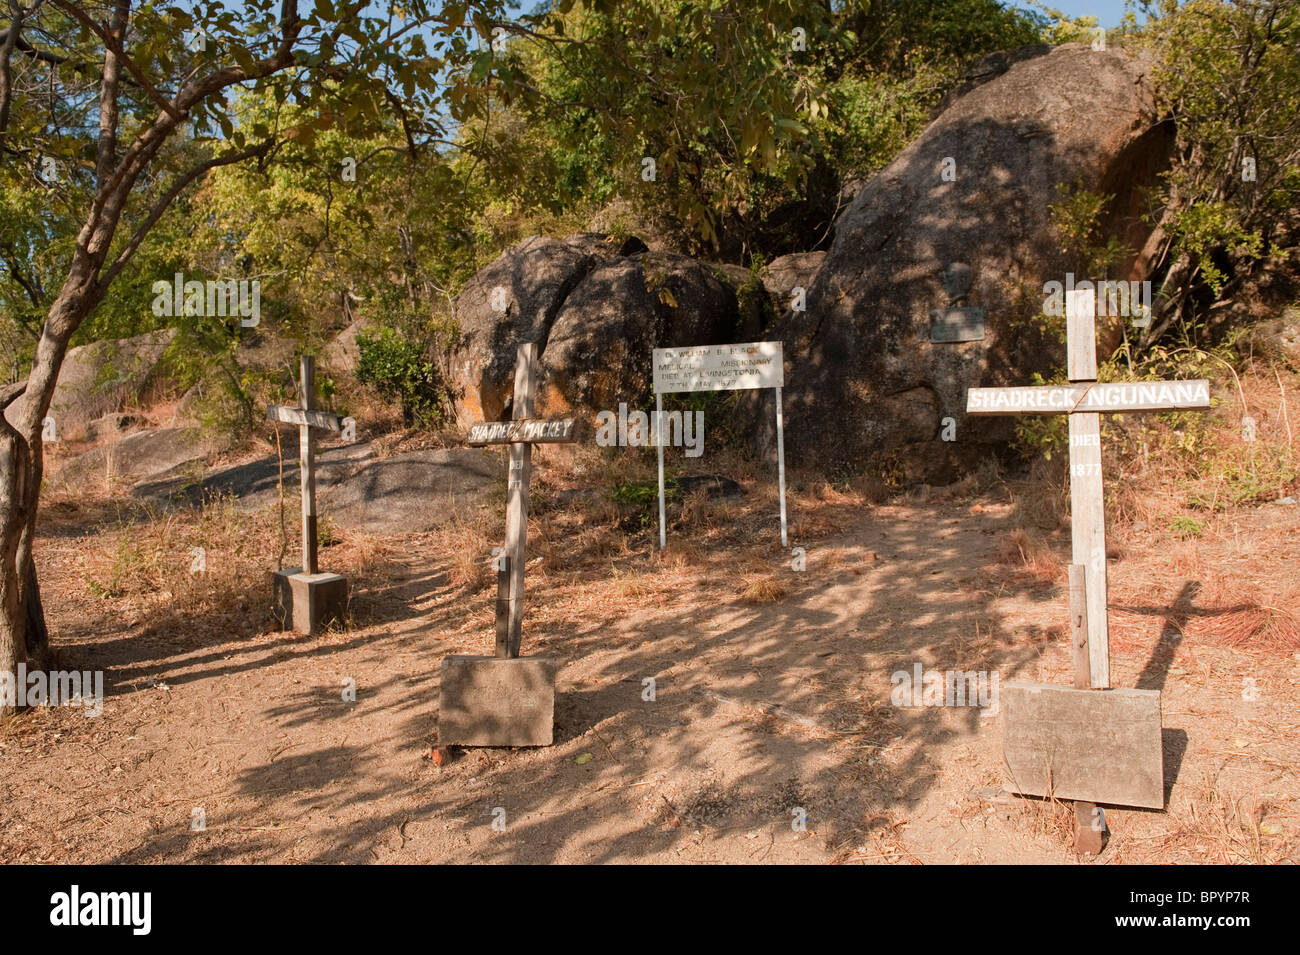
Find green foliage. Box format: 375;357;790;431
1164;200;1265;298
355;328;448;427
1135;0;1300;345
1027;2;1106;45
1049;182;1132;278
826;65;956;182
612;478;678;530
1012;372;1069;461
464;0;1045;258
0;0;511;384
612;480;673;508
1186;443;1300;510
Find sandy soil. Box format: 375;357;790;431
3;472;1296;865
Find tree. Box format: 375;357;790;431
456;0;1044;259
0;0;505;709
1137;0;1300;348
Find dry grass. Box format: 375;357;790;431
993;526;1066;587
52;486;396;639
739;576;788;605
14;354;1300;864
1158;772;1286;864
442;508;499;593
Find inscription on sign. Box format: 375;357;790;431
466;417;577;446
653;341;783;394
967;380;1211;415
929;306;985;343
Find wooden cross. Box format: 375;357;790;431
465;342;577;657
968;289;1210;848
266;355;343;576
967;289;1211;688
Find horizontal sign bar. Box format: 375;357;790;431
266;404;343;431
466;417;578;446
966;379;1211;416
653;340;783;394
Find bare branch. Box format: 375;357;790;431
98;138;277;287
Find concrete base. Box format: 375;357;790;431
438;655;556;747
272;568;348;635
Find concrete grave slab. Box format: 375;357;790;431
438;656;557;747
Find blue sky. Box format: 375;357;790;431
1009;0;1146;27
503;2;1156;30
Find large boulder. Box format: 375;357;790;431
1243;305;1300;369
50;426;206;490
761;252;825;317
776;44;1174;481
7;328;174;441
559;232;649;262
324;318;371;375
132;441;499;535
537;252;740;416
446;236;601;429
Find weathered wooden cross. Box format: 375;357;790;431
439;342;577;747
967;289;1211;851
267;355;348;634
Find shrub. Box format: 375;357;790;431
355;328;447;427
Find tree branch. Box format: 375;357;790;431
0;379;25;410
0;20;66;67
49;0;183;120
98;138;276;288
92;0;126;190
92;0;302;211
0;3;25;149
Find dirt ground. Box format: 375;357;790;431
2;453;1296;865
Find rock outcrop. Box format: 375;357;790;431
446;236;601;428
537;252;740;415
446;236;744;424
761;252;825;317
776;44;1174;481
8;328;175;441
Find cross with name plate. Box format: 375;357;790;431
966;288;1212;851
439;342;577;747
266;355;348;634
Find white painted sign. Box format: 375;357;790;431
653;341;783;394
651;340;788;549
967;380;1211;415
466;417;577;446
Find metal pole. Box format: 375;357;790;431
656;391;666;550
776;385;788;548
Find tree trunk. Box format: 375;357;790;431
0;280;97;713
0;394;31;713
